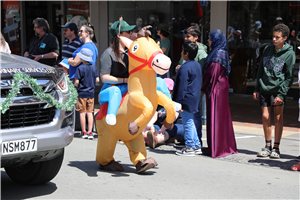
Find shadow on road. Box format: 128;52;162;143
248;158;297;170
68;160;99;177
68;160;156;177
147;147;176;155
220;148;298;171
149;146;299;171
1;171;57;200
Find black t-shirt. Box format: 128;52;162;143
99;47;129;78
25;33;60;66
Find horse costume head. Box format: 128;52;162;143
120;36;171;76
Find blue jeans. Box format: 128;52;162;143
154;124;185;141
194;94;206;145
194;109;202;144
182;110;201;149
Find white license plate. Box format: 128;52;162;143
2;138;37;155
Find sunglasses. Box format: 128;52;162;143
79;30;86;33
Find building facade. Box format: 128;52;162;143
1;1;299;98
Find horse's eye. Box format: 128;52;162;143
131;44;139;53
156;59;159;63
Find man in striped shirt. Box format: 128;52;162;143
61;22;83;73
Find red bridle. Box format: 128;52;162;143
128;50;162;76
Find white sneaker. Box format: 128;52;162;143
82;132;88;139
175;147;195;157
88;132;94;140
195;147;202;155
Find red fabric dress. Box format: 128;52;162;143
202;62;238;158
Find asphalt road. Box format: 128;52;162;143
1;130;299;199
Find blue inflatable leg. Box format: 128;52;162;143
99;86;121;125
99;84;128;125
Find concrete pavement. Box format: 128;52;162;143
1;94;299;199
1;133;299;199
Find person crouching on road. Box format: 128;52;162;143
74;48;99;139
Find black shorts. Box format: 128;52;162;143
259;93;285;107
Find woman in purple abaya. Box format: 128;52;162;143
201;29;238;158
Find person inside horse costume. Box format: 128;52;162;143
96;35;176;173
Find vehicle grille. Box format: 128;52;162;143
1;103;56;129
1;88;46;98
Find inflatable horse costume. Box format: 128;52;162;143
96;36;176;173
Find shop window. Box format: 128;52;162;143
227;1;299;94
1;1;21;55
65;1;90;29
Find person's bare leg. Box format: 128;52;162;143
87;112;93;133
273;105;284;148
261;106;272;147
80;112;86;132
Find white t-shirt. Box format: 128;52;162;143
0;42;11;54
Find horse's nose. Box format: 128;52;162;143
152;54;171;75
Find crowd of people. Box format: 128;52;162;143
1;16;298;171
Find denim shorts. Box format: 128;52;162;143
259;93;285;107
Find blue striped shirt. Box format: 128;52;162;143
61;36;83;59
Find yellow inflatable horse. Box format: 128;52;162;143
96;36;176;173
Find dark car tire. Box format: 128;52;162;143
4;149;64;185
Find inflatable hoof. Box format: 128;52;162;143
136;157;158;173
128;121;139;135
100;160;124;171
106;114;116;125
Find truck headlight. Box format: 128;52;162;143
57;74;68;94
56;74;75;129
